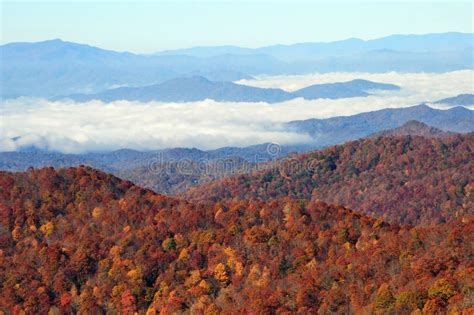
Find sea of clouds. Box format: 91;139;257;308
1;70;473;153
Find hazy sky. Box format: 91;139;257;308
1;1;473;52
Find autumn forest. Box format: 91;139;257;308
0;132;473;314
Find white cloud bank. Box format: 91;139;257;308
1;71;473;153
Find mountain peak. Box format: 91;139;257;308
374;120;454;138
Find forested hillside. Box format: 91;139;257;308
185;134;474;225
0;167;473;314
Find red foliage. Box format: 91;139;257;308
186;134;474;225
0;159;472;313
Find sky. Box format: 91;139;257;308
1;1;473;53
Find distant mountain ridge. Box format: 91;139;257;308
55;77;399;103
1;104;472;195
156;32;474;60
292;79;400;100
434;94;474;106
184;133;474;225
285;104;474;147
2;32;473;98
56;76;294;103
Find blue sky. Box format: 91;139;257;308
1;1;472;53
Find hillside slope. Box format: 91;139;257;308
185;134;474;225
286;105;474;144
0;166;472;313
2;106;472;197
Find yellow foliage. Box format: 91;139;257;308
48;306;60;315
109;245;122;257
374;283;395;309
199;280;212;294
92;207;103;219
191;230;215;245
343;242;352;251
395;290;425;311
224;247;244;276
146;307;157;315
153;281;169;300
70;285;78;298
255;267;270;287
108;267;117;278
39;221;54;237
226;256;236;270
204;303;219;315
111;284;126;298
428;278;456;301
184;270;201;288
248;265;261;284
127;268;143;284
224;247;236;259
178;248;189;260
213;263;229;284
306;258;317;270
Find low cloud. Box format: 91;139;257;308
1;71;473;153
238;70;474;95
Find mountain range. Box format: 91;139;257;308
185;132;474;225
434;93;474;106
55;76;399;103
1;32;472;98
1;135;472;313
2;104;473;194
157;32;474;60
285;104;474;147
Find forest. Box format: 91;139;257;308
0;134;473;314
185;134;474;226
